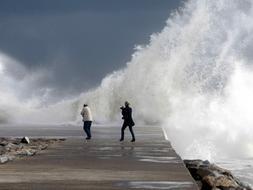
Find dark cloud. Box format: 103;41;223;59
0;0;184;100
0;0;183;15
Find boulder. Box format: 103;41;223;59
184;159;252;190
0;138;64;164
0;146;5;154
184;159;203;168
0;139;8;146
16;149;36;156
39;144;48;150
7;155;14;161
5;143;20;151
209;164;233;178
203;175;238;189
0;155;9;164
25;149;36;156
21;137;30;144
197;168;214;178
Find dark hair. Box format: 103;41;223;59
83;104;88;107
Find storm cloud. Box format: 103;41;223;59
0;0;183;100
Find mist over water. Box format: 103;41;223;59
0;53;79;124
1;0;253;162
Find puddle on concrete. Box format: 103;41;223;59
88;146;173;155
117;181;195;189
98;154;122;159
138;156;182;163
86;146;179;163
95;147;115;151
150;148;173;152
98;156;110;159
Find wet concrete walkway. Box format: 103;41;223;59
0;126;198;189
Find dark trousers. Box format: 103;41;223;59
120;122;135;140
83;121;92;138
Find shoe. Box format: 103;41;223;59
131;139;135;142
119;139;124;142
86;137;91;140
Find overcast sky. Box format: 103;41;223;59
0;0;183;99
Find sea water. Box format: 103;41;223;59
217;158;253;187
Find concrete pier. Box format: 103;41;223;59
0;126;198;189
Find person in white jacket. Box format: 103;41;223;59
81;104;93;140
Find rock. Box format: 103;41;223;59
184;159;203;168
39;144;48;150
203;160;210;165
197;168;214;178
21;137;30;144
25;149;36;156
5;143;20;151
0;146;5;154
203;175;238;189
7;155;15;161
209;164;233;178
12;139;21;145
0;155;9;164
17;149;36;156
196;180;203;189
184;159;253;190
0;137;64;164
0;139;8;146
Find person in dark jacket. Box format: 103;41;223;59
120;101;135;142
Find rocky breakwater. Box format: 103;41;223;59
184;160;252;190
0;137;65;164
